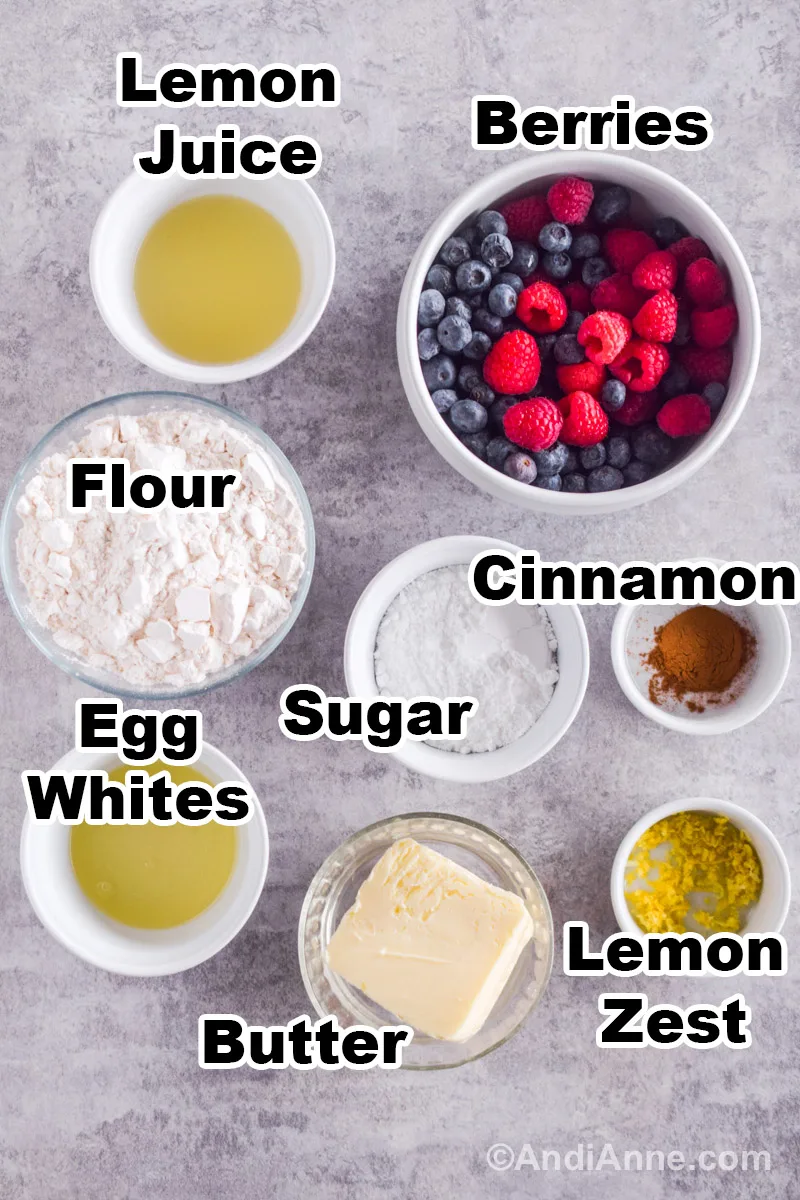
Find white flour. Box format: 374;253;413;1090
374;564;559;753
15;409;306;688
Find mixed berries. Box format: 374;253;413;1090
416;175;737;493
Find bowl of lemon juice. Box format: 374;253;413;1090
20;742;268;975
90;172;335;383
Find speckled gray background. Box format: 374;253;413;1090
1;1;798;1197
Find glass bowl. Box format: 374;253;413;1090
0;391;315;699
298;812;553;1069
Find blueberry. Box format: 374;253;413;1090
486;436;516;471
623;460;651;486
495;271;524;295
661;362;691;398
606;435;631;469
475;210;508;238
538;222;572;253
463;331;492;361
422;353;456;390
504;451;537;483
632;424;673;465
536;333;557;360
418;327;440;362
531;441;569;477
459;431;490;460
587;465;624;492
554;333;585;365
542;251;572;280
563;446;580;473
535;473;563;491
673;307;691;346
600;378;627;413
480;232;513;271
425;264;454;297
439;235;472;268
458;363;482;393
488;283;518;318
418;288;446;328
508;241;538;276
562;472;587;493
564;310;585;335
703;382;727;412
580;442;607;470
592;185;631;226
455;259;493;294
430;388;458;414
446;295;472;322
437;314;472;353
652;216;685;247
571;233;601;259
462;226;484;254
465;291;487;311
582;256;612;288
488;396;515;431
450;398;488;434
472;308;505;339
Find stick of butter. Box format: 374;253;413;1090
326;837;534;1042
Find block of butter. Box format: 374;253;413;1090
326;838;534;1042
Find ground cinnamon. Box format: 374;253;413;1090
646;608;754;711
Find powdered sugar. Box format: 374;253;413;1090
374;564;558;753
15;409;306;688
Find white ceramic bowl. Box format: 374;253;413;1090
397;151;760;514
611;797;791;936
343;535;589;782
611;590;791;735
20;741;268;975
90;172;335;383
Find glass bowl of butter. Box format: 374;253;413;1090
298;812;553;1069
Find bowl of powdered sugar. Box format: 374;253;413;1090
1;392;314;697
344;536;590;782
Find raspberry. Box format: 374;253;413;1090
684;258;728;308
614;389;662;427
678;344;733;386
482;329;541;394
561;281;592;312
610;339;670;392
503;397;563;452
690;302;738;349
556;361;606;398
603;228;657;274
547;176;594;224
657;393;712;437
558;391;609;447
632;289;678;342
632;250;678;292
500;195;551;242
516;281;568;334
669;236;711;274
590;273;644;319
577;311;631;365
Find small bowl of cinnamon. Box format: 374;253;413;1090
611;577;791;734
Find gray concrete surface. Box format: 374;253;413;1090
1;1;798;1196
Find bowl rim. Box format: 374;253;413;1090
19;739;269;976
89;171;336;384
610;796;791;936
297;810;555;1070
610;593;791;734
343;535;590;781
0;390;315;700
396;150;761;515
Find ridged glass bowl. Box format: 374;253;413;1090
0;391;315;699
298;812;553;1069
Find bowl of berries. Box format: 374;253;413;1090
397;152;759;512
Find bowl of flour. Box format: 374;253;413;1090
1;392;314;697
344;536;589;782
